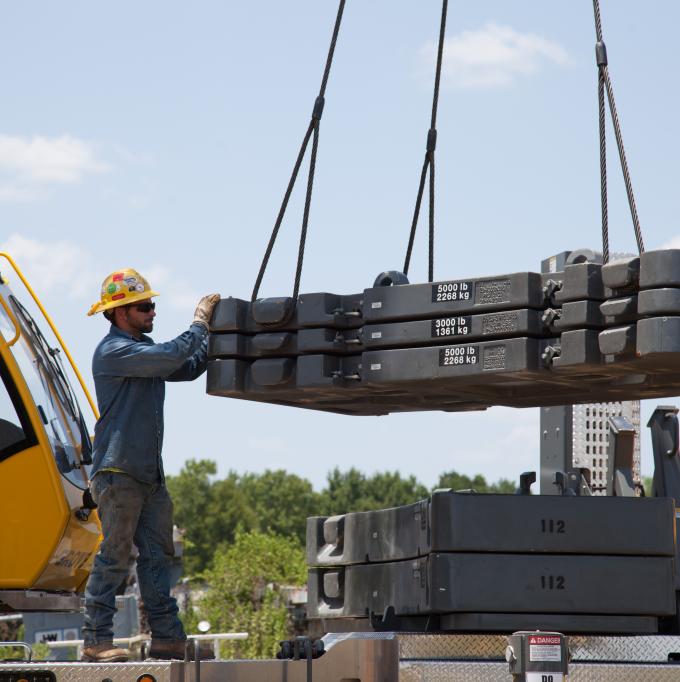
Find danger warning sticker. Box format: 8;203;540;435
529;635;562;662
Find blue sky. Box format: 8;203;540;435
1;1;678;489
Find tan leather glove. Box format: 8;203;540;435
193;294;220;330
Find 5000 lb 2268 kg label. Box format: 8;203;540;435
431;316;471;337
439;345;478;366
432;280;472;303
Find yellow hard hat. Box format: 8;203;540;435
87;268;159;316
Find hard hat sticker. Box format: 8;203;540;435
88;267;158;315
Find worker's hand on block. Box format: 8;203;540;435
193;293;221;330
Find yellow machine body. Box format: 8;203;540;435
0;267;101;593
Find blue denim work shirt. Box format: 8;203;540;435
90;323;208;484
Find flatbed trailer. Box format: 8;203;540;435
3;632;680;681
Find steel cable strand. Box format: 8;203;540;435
598;70;609;264
591;0;644;257
428;152;435;282
403;156;430;276
293;124;321;300
603;67;644;253
251;124;314;301
251;0;346;303
403;0;448;281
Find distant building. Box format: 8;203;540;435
572;401;641;493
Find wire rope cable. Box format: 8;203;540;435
403;0;449;282
592;0;644;262
251;0;346;304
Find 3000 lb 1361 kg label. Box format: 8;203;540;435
439;345;478;366
431;316;471;337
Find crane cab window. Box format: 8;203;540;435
0;357;37;463
0;294;90;487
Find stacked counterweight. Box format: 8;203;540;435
207;249;680;414
305;492;676;633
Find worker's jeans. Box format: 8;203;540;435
82;472;186;645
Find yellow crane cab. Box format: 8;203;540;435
0;253;101;612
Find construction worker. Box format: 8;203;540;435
81;269;219;663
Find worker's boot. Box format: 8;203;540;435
81;642;130;662
148;639;215;660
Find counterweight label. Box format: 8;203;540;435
432;280;472;303
431;316;471;338
439;345;478;367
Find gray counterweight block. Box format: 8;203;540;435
210;296;293;332
637;316;680;358
297;292;364;328
601;255;640;291
361;309;548;350
600;295;638;325
306;494;675;566
206;357;296;396
296;354;363;391
205;358;393;414
208;332;245;358
208;327;366;359
638;288;680;317
210;292;364;333
208;331;298;359
297;327;363;354
428;494;675;556
307;500;430;567
206;356;491;413
549;331;663;400
206;357;248;396
640;249;680;289
550;330;605;374
551;301;605;331
361;337;549;388
553;263;606;303
307;554;676;619
362;272;546;323
599;325;637;357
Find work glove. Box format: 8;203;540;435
193;293;221;330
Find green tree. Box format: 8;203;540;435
166;459;255;574
239;470;323;544
321;468;429;515
197;531;306;659
437;470;516;494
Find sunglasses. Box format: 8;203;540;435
128;302;156;313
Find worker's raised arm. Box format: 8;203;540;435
95;324;207;378
94;294;219;379
164;335;208;382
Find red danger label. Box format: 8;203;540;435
529;636;561;646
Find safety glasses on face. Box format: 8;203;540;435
128;302;155;313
